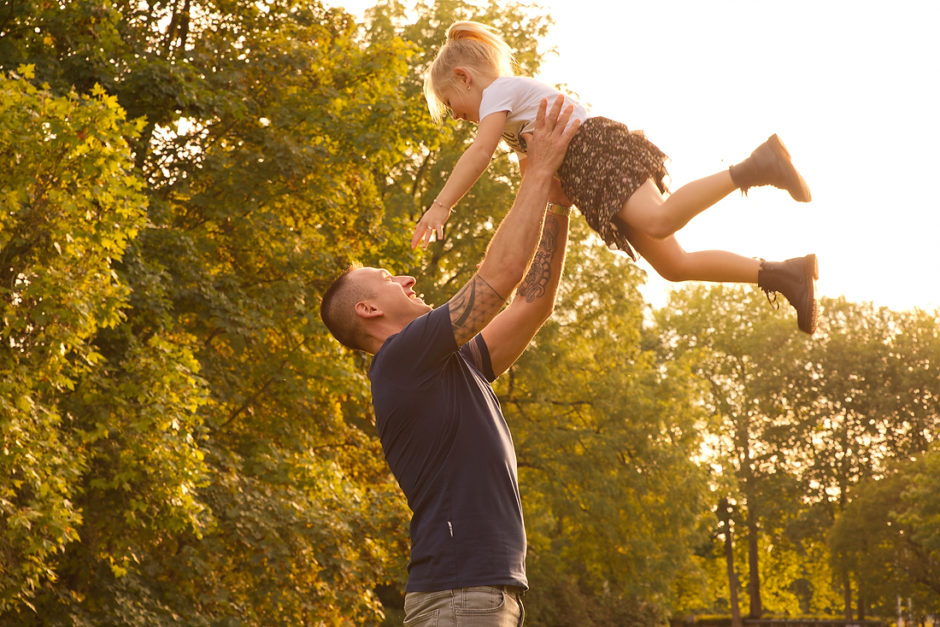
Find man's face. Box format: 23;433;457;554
352;267;431;323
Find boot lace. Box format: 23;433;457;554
761;287;781;310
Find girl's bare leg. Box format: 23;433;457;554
619;173;736;240
618;216;760;284
625;223;818;334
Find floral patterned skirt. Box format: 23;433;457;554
557;117;670;260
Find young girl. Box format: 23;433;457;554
413;21;819;334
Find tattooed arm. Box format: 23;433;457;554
480;209;569;376
446;96;579;349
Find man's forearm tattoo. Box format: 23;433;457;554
517;216;559;303
449;275;507;344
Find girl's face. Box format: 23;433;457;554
440;73;484;124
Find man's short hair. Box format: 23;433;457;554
320;264;370;351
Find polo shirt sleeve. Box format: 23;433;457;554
458;334;496;382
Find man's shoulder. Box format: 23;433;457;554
370;305;455;379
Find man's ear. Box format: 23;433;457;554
355;300;382;319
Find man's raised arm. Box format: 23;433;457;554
481;196;569;376
446;96;579;347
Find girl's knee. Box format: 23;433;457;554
624;205;682;240
655;266;689;283
649;255;692;282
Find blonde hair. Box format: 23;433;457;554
424;21;514;123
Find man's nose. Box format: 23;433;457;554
396;276;416;288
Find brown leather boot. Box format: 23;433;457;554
730;134;812;202
758;254;819;334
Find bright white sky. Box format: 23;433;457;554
335;0;940;313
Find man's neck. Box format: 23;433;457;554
365;313;419;354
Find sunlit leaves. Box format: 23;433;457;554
496;224;709;623
5;0;939;623
657;287;940;617
3;0;416;621
0;67;148;612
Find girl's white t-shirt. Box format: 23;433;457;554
478;76;589;155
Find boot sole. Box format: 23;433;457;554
798;253;819;334
769;134;812;203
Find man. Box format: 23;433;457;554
320;97;578;625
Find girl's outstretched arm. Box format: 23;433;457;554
411;112;507;249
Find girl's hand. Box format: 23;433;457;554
411;201;452;249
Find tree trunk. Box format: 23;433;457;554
843;569;853;620
746;503;762;618
719;499;743;627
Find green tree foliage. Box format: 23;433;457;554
801;301;940;618
901;444;940;602
656;284;815;618
829;446;940;621
1;0;579;622
503;223;709;625
822;305;940;620
0;66;169;613
360;4;712;621
658;288;940;621
361;0;556;299
2;0;418;622
5;0;938;623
